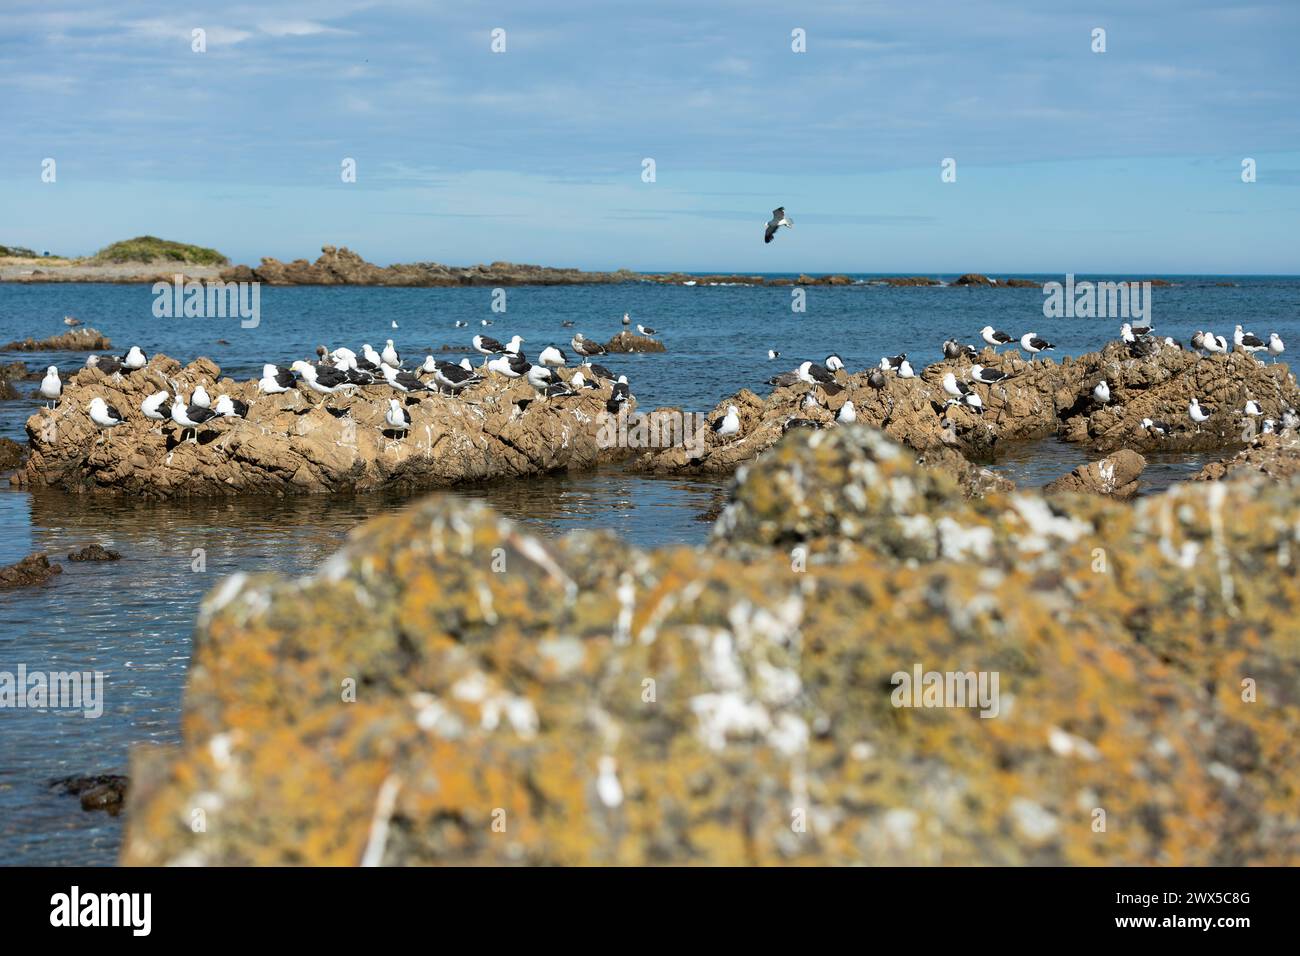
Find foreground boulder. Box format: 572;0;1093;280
0;553;61;588
1044;449;1146;498
18;354;632;498
123;426;1300;865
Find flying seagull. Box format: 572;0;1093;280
764;207;793;244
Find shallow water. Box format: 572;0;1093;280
0;275;1294;864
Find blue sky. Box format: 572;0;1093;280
2;0;1298;272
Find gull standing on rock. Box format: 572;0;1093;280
170;395;216;442
538;344;568;367
123;346;147;370
1019;332;1054;357
40;366;62;408
381;339;401;368
571;333;606;357
1188;398;1212;432
836;400;857;424
191;385;212;409
1093;380;1111;404
712;404;741;437
981;326;1015;348
141;390;170;431
764;207;793;244
636;324;657;337
969;364;1008;385
258;364;295;395
384;398;411;439
87;397;124;439
1268;333;1286;362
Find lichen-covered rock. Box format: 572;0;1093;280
1044;449;1146;498
122;426;1300;866
17;354;632;498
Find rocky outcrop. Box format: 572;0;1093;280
121;425;1300;865
68;544;122;561
1193;432;1300;483
2;328;111;352
634;343;1299;478
952;273;995;286
604;331;665;353
221;246;643;287
867;276;941;286
1044;449;1146;498
17;354;633;498
1;360;32;399
0;553;62;588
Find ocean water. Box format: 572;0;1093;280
1;275;1297;865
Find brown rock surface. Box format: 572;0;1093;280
18;354;633;498
0;553;62;588
603;331;666;353
2;327;112;352
0;437;23;471
1044;449;1146;498
1194;432;1300;483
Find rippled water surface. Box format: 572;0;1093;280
1;276;1296;864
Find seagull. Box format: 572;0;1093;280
1141;418;1171;436
473;334;507;356
454;320;468;328
969;364;1009;385
538;344;568;367
391;320;398;329
561;320;575;328
764;206;793;244
636;324;657;337
381;339;401;368
824;353;845;372
1093;380;1111;404
587;363;616;381
611;375;631;405
1119;323;1151;343
879;353;906;372
980;326;1015;348
291;360;350;396
122;346;147;370
1268;333;1286;362
1188;398;1212;432
39;366;61;408
768;349;780;361
942;339;977;360
258;364;295;394
170;395;217;442
504;335;525;355
384;398;411;438
571;334;606;357
141;390;170;429
87;397;124;437
836;400;857;424
1244;399;1262;417
621;313;631;326
380;364;428;394
797;360;840;390
481;319;493;327
526;363;559;396
329;346;358;369
86;354;123;375
486;353;527;378
360;344;385;369
942;372;971;400
434;363;482;394
1191;331;1206;353
867;369;887;389
1019;332;1054;357
569;371;598;390
712;404;741;437
896;360;916;378
191;385;212;409
214;394;249;418
1204;333;1228;355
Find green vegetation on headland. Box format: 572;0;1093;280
91;236;229;266
0;244;46;258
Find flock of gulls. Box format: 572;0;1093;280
44;329;640;445
753;319;1291;439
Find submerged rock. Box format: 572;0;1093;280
122;425;1300;865
52;775;129;816
67;544;122;561
0;553;62;588
18;353;632;498
0;437;24;471
1044;449;1146;498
